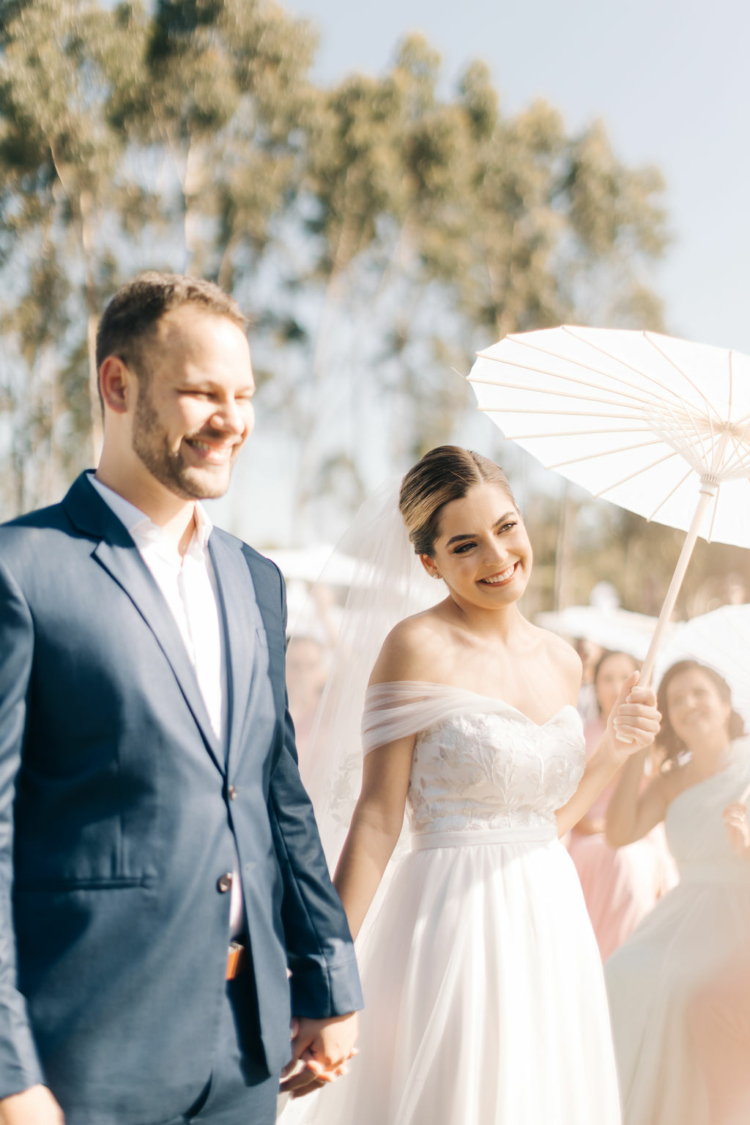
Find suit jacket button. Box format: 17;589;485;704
217;873;233;893
228;785;237;800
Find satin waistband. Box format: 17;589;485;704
677;862;750;887
411;825;558;851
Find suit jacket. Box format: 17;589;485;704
0;472;362;1123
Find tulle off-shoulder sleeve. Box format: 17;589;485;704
362;681;512;754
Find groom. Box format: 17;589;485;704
0;273;362;1124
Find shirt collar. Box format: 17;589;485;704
89;476;213;555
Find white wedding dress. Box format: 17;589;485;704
284;683;621;1125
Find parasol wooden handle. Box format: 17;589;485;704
639;485;717;687
615;484;716;746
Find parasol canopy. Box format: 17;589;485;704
469;326;750;681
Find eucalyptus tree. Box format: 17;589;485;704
269;34;667;533
0;0;150;503
109;0;317;279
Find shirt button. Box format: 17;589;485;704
217;873;233;894
228;785;238;801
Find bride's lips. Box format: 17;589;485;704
478;561;519;588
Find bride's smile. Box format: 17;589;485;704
418;481;533;610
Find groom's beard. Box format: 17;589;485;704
132;386;239;501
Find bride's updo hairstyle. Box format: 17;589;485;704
399;445;517;557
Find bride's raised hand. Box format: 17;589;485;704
608;671;661;754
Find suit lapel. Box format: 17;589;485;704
207;532;254;771
64;473;224;774
242;547;286;718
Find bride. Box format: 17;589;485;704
282;445;660;1124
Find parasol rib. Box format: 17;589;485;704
642;333;725;431
647;466;694;522
472;354;670;412
563;326;716;419
547;438;665;471
506;335;684;412
478;407;647;419
593;450;681;498
469;376;647;412
501;426;653;440
722;418;750;475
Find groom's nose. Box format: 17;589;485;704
211;397;247;436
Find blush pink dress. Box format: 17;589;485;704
567;717;677;962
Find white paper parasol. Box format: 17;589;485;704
536;605;675;662
468;326;750;681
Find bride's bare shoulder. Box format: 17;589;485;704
369;607;451;686
524;622;582;689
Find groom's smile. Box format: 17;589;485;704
129;306;256;501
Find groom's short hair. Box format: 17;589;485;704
96;272;247;389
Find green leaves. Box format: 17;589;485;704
0;0;668;538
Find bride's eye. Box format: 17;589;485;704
453;542;476;554
499;522;518;534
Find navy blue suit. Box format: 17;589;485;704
0;472;362;1123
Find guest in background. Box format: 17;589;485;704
575;637;603;725
605;661;750;1125
286;635;328;758
687;799;750;1125
568;650;676;961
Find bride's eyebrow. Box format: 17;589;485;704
445;512;516;547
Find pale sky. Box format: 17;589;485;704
288;0;750;352
217;0;750;545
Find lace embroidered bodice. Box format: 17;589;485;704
360;683;586;838
407;704;585;835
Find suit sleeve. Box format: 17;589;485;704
267;570;364;1019
0;560;46;1096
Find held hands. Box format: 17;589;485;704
722;802;750;860
607;671;661;756
279;1012;358;1099
0;1085;64;1125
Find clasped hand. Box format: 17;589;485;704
607;672;661;754
280;1012;358;1099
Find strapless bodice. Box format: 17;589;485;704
407;704;585;837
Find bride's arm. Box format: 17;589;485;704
556;673;662;838
333;734;415;941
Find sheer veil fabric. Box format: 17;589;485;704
284;485;623;1124
291;482;441;867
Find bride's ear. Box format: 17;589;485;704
419;554;442;581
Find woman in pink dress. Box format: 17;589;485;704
568;650;676;961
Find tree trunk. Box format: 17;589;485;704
183;141;206;275
79;190;103;463
553;482;577;612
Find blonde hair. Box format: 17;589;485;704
399;445;517;557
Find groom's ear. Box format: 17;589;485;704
99;356;134;415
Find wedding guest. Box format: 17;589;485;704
286;635;328;758
605;661;750;1125
568;650;677;960
576;637;603;724
687;799;750;1125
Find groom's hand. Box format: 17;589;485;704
0;1085;64;1125
279;1012;358;1098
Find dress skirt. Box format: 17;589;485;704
284;827;621;1125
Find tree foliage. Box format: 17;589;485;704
0;0;670;576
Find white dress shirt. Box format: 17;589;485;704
91;477;243;935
